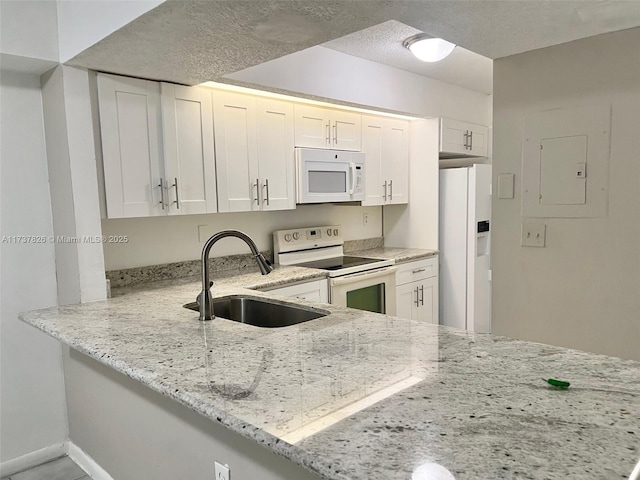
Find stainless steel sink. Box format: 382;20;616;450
183;295;329;327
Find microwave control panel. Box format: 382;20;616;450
354;165;364;194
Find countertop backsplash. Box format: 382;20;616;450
106;250;274;289
107;237;386;289
343;237;384;252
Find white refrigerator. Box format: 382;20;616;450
439;164;492;333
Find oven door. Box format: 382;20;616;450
329;266;397;315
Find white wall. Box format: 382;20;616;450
0;1;59;62
57;0;165;62
0;71;68;463
226;46;492;125
41;66;107;304
492;28;640;361
102;204;382;270
63;347;322;480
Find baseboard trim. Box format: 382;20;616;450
68;441;114;480
0;442;67;477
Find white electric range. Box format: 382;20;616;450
273;226;397;314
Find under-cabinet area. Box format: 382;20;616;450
95;72;417;220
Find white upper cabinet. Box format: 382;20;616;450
294;104;361;151
361;115;409;206
161;83;217;215
97;73;165;218
212;91;258;213
440;118;488;158
256;98;296;211
213;91;295;213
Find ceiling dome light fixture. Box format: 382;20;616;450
403;34;456;62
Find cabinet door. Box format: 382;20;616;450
97;74;164;218
396;282;417;320
213;91;259;212
332;110;362;151
440;118;471;156
416;277;439;324
440;118;488;157
256;98;295;211
361;116;385;206
384;119;409;205
161;84;217;215
468;124;488;157
294;104;331;149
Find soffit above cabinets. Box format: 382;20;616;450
66;0;640;92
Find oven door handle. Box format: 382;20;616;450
330;266;397;286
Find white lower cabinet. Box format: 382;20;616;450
264;279;329;304
395;257;439;324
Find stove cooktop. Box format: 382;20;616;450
296;256;386;271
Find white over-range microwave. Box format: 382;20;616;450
295;147;365;204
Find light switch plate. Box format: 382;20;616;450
522;223;546;247
497;173;515;199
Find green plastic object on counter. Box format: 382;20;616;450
544;378;571;388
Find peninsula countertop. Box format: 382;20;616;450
20;266;640;480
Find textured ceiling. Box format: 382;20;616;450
322;20;493;94
67;0;640;90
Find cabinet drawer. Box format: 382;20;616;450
263;279;329;304
396;257;438;285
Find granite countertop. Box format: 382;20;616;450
20;267;640;480
349;247;438;264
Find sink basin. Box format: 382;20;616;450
183;295;329;327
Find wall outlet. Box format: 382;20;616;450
363;213;369;225
214;462;230;480
522;223;546;247
198;224;213;242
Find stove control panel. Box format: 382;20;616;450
273;225;342;260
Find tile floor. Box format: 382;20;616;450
1;456;89;480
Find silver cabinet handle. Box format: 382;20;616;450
419;285;425;306
253;178;260;205
158;178;166;209
463;130;469;150
333;124;337;145
262;179;270;206
171;177;180;209
326;124;331;145
389;179;393;201
383;181;387;201
469;131;473;150
412;268;426;274
414;286;420;307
